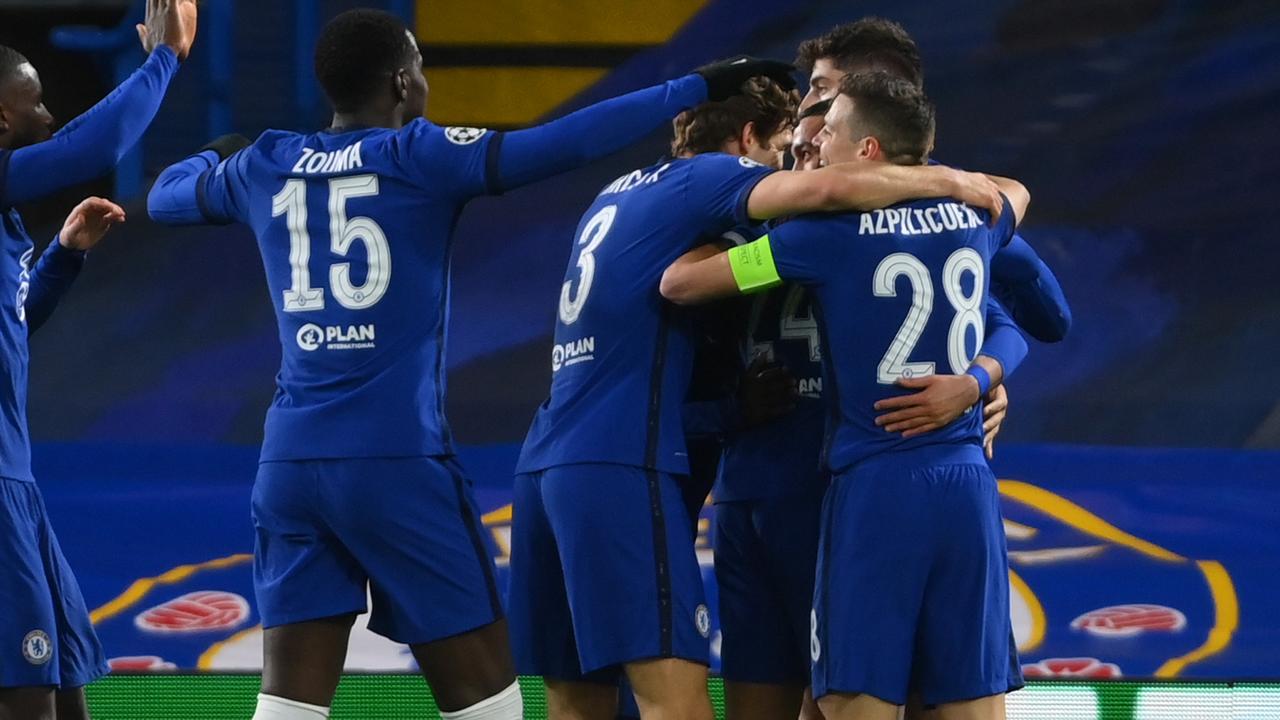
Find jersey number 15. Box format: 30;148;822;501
272;174;391;313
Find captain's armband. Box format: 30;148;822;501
726;236;783;294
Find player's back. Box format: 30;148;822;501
518;153;773;476
716;284;827;501
767;195;1016;473
212;120;498;461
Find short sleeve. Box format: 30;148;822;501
987;194;1017;254
762;216;837;286
683;154;775;232
196;148;253;225
400;120;501;199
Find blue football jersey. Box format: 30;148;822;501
195;120;501;461
0;207;34;482
762;196;1017;472
517;154;774;475
714;283;827;502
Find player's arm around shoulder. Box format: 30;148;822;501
661;234;784;306
988;175;1031;226
744;163;1006;222
660;244;736;306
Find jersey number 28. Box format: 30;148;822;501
874;248;984;384
272;174;391;312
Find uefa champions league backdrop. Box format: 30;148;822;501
36;442;1280;680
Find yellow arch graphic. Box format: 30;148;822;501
999;480;1238;677
999;480;1182;562
90;483;1239;678
1155;561;1239;677
197;624;263;670
1008;568;1046;653
89;553;253;625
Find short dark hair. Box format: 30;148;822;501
796;18;923;89
798;98;832;122
314;9;417;113
0;45;29;85
838;72;935;165
671;77;798;156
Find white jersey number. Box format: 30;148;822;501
273;174;392;312
779;285;821;362
751;284;822;363
559;205;616;325
873;248;985;384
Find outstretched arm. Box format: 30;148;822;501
147;134;251;225
2;1;196;207
493;58;794;193
26;197;126;334
147;150;219;225
24;242;84;336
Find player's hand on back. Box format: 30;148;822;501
696;56;797;102
873;373;982;439
59;197;126;252
137;0;199;62
945;168;1005;225
737;356;798;428
982;384;1009;459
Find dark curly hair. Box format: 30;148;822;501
796;18;923;89
838;71;935;165
671;77;799;156
314;9;418;113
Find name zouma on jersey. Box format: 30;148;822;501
192;121;501;461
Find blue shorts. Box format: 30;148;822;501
252;456;501;644
714;490;823;684
0;478;108;689
508;463;710;679
811;444;1021;706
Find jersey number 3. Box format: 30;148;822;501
559;205;616;325
272;175;391;312
873;248;984;384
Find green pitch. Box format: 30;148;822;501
84;675;1280;719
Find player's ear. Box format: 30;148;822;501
740;121;758;152
392;68;409;105
858;135;878;160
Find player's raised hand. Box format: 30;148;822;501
59;197;126;252
738;356;798;427
137;0;199;62
946;168;1005;225
982;384;1009;459
873;373;982;438
696;56;797;102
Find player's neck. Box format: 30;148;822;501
329;110;402;132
